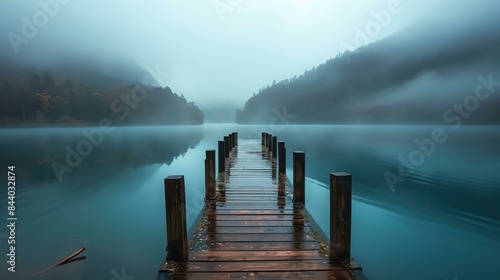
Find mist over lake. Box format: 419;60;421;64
1;1;500;279
0;125;499;279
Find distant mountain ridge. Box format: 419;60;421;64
0;56;203;126
236;14;500;125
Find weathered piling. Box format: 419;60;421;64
233;132;238;147
330;172;352;263
164;175;188;261
293;151;305;204
267;134;273;153
224;136;230;158
218;141;225;174
278;141;286;174
205;150;216;200
261;132;266;146
272;136;277;159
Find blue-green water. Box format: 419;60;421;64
0;124;499;280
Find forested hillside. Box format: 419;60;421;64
236;15;500;124
0;71;203;127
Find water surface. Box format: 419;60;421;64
0;124;498;280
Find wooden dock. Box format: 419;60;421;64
158;133;367;280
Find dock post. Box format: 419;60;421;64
268;134;273;152
228;134;233;152
330;172;352;263
262;132;265;146
224;136;230;158
233;132;238;147
205;150;216;200
278;141;286;174
293;151;305;204
164;175;188;261
272;136;277;158
218;141;225;174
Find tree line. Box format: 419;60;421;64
0;72;204;126
236;21;500;125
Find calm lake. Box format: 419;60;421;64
0;124;499;280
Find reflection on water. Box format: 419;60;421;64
0;126;203;182
275;125;500;241
0;124;498;280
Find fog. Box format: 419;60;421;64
0;0;499;110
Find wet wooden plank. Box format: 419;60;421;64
204;220;308;227
216;196;282;201
205;209;302;215
199;241;320;250
200;226;313;234
198;233;316;242
164;260;342;272
187;250;326;261
222;190;280;194
168;271;354;280
214;205;293;210
222;188;279;191
206;215;303;221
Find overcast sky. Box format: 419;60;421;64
0;0;490;107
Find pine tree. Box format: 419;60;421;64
41;72;55;92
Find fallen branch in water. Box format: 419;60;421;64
28;247;86;279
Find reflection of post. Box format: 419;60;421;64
278;141;286;174
293;151;305;205
278;173;285;209
218;141;225;174
206;218;217;249
272;136;277;159
330;172;352;263
293;206;304;250
205;150;216;200
164;175;188;261
218;180;226;204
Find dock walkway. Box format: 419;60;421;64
158;135;367;280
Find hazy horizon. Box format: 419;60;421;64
2;0;494;109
